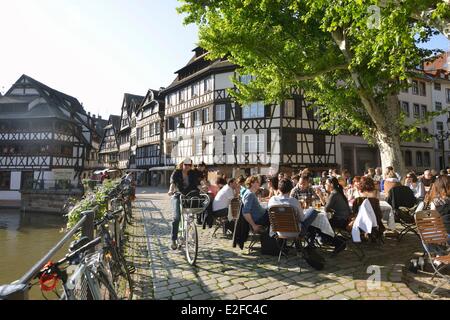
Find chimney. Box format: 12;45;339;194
99;115;102;120
93;114;96;119
88;112;91;117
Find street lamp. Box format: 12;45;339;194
432;118;450;170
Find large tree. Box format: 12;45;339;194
178;0;450;174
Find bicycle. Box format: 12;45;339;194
94;208;134;300
177;191;210;266
35;237;118;300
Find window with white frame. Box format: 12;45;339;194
192;83;199;97
172;93;178;106
194;110;202;126
150;123;156;136
284;100;295;118
421;105;427;118
434;82;441;91
195;137;203;155
216;104;226;121
401;101;410;117
243;134;265;153
419;82;426;96
243;101;264;119
435;101;442;111
203;108;210;123
413;104;420;118
447;88;450;103
412;80;419;95
204;77;213;93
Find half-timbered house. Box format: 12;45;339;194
162;48;337;178
98;115;121;170
0;75;100;200
118;93;144;170
135;89;166;185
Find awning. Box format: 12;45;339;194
94;169;108;174
125;169;147;173
149;166;175;172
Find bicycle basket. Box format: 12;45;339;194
180;192;209;215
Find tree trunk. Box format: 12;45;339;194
331;29;405;177
375;129;405;176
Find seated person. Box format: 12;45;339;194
291;175;300;187
265;175;281;200
242;175;270;233
237;175;247;198
212;178;239;218
429;175;450;240
290;175;315;206
351;176;386;237
269;179;318;239
404;172;426;201
316;177;352;233
420;169;436;188
346;176;362;204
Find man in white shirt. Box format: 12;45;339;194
268;179;306;238
212;178;239;217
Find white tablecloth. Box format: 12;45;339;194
311;211;335;237
379;201;396;230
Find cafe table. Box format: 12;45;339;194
349;199;396;230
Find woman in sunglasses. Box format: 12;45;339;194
168;157;201;250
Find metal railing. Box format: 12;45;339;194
0;209;97;300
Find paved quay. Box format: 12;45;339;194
126;187;449;300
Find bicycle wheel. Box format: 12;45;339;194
110;248;134;300
92;268;118;300
125;200;133;225
185;218;198;266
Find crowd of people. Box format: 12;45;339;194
168;157;450;252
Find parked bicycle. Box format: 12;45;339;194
35;237;118;300
94;208;134;300
177;191;210;266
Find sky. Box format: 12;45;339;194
0;0;199;119
0;1;449;119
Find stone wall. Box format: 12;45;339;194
21;190;83;214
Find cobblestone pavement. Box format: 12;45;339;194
132;187;449;300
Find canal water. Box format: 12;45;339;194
0;209;68;300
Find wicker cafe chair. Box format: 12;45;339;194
415;210;450;295
268;205;304;269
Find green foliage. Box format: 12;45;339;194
178;0;450;142
66;179;120;230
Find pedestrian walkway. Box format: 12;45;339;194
130;187;449;300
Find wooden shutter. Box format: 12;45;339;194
200;109;204;124
209;105;214;123
191;112;195;127
265;104;271;118
234;104;241;120
225;104;232;121
313;134;326;155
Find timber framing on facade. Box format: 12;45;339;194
161;47;337;177
0;75;105;199
98;115;121;169
118;93;144;170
